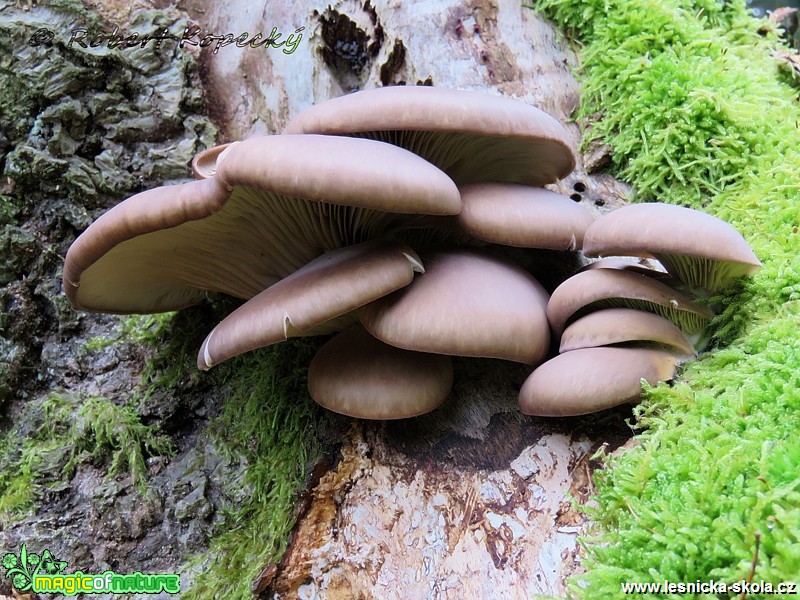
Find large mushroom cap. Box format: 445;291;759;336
546;269;714;336
283;86;576;185
308;326;453;420
64;135;461;314
455;184;594;251
359;249;551;365
582;202;762;291
559;308;696;357
519;347;678;416
197;241;423;370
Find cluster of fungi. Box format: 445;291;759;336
63;87;761;420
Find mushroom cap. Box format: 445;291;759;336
197;241;424;370
359;249;551;365
546;269;714;336
519;347;678;416
308;326;453;420
559;308;696;357
64;135;461;313
455;184;594;251
191;142;236;179
582;202;762;291
283;86;576;185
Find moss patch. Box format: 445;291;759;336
183;340;322;599
0;392;172;519
534;0;800;595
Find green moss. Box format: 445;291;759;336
0;393;172;520
533;0;800;596
184;339;322;599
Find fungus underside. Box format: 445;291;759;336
534;0;800;595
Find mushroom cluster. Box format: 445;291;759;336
63;86;761;419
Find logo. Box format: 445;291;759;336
2;545;180;596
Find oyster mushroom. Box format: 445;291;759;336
308;326;453;420
197;241;424;370
454;183;594;251
359;249;551;365
63;134;460;313
191;142;235;179
582;202;762;291
559;308;695;357
546;269;714;336
519;347;679;416
283;86;576;185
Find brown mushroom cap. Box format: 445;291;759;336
454;184;594;250
308;326;453;420
283;86;576;185
64;135;461;314
519;347;678;416
546;269;714;336
197;241;424;370
559;308;696;356
582;202;762;291
191;142;235;179
359;249;551;365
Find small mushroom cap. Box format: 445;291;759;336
191;142;236;179
197;241;424;370
283;86;576;185
308;326;453;420
559;308;696;357
359;249;551;365
455;184;594;251
583;203;762;291
519;347;678;416
546;269;714;336
64;135;460;313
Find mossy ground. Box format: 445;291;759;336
534;0;800;596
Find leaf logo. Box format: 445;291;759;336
2;545;67;592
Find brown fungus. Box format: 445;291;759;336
546;269;714;336
197;241;423;370
559;308;696;357
359;249;551;365
308;326;453;420
283;86;576;185
63;134;460;313
583;202;762;291
454;183;594;251
519;347;679;417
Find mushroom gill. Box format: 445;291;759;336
63;135;459;313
